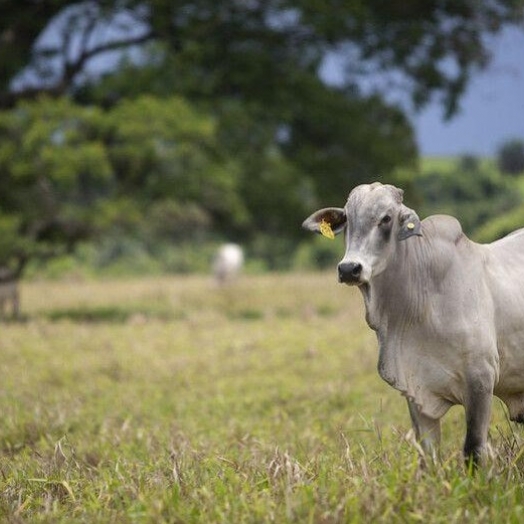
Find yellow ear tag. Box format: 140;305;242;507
407;222;415;230
319;219;335;240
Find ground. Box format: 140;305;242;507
0;273;523;522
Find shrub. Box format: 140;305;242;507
497;139;524;176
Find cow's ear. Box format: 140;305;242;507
302;208;346;239
398;207;422;241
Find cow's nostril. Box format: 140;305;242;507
338;262;363;282
351;263;362;277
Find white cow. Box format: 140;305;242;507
303;182;524;465
213;243;244;284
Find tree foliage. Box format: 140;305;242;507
0;98;109;274
2;1;523;114
416;155;521;236
0;94;312;273
497;138;524;176
0;97;225;266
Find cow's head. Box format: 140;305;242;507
302;183;421;285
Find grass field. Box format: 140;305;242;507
2;273;524;522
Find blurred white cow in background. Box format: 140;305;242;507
213;243;244;285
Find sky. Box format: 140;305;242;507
321;26;524;158
413;27;524;157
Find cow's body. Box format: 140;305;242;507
213;243;244;284
372;214;524;419
303;182;524;463
0;276;20;320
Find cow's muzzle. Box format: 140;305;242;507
338;261;363;284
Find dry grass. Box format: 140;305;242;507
0;272;524;522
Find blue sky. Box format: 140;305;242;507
413;27;524;157
321;26;524;158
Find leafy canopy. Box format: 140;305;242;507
0;95;263;269
2;1;523;115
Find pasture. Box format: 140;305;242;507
1;273;524;522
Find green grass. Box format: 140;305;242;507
1;273;524;522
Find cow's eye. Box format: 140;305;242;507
379;215;392;226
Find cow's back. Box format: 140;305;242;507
485;227;524;303
488;226;524;253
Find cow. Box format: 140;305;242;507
212;243;244;285
0;268;21;320
302;182;524;465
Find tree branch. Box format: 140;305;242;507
0;29;156;108
63;29;156;85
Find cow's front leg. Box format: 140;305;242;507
407;398;441;461
463;371;494;467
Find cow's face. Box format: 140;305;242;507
302;183;421;285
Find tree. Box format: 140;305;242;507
3;1;522;206
415;156;521;235
0;98;111;278
0;95;262;278
2;1;523;115
497;138;524;175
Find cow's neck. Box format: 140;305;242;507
359;241;429;333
